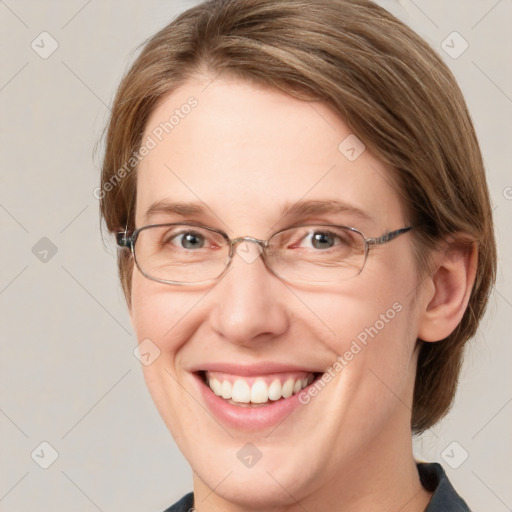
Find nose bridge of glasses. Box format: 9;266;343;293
227;235;269;267
230;236;268;249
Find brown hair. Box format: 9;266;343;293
99;0;496;432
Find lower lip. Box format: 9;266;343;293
193;372;318;431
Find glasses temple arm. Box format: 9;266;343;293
366;226;413;246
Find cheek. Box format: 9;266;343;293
129;273;198;359
295;268;415;354
297;264;419;405
130;275;166;341
129;274;202;437
316;292;414;386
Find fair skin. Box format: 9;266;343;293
128;74;476;512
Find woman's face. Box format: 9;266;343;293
131;75;427;508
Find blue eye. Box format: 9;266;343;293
308;231;337;249
170;231;206;249
298;230;351;250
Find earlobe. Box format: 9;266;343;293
417;239;478;343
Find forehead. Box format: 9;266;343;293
135;75;405;234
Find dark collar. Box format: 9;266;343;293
418;462;471;511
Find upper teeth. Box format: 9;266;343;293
206;373;314;404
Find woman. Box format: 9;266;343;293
99;0;496;510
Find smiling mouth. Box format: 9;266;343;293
198;370;322;407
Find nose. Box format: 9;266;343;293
208;241;290;347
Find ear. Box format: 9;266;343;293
417;238;478;342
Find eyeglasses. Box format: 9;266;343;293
116;223;413;286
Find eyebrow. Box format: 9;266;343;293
279;199;374;224
144;199;207;221
144;198;374;225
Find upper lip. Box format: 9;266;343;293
190;362;323;376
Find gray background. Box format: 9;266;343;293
0;1;510;510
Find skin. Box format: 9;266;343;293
128;74;476;511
